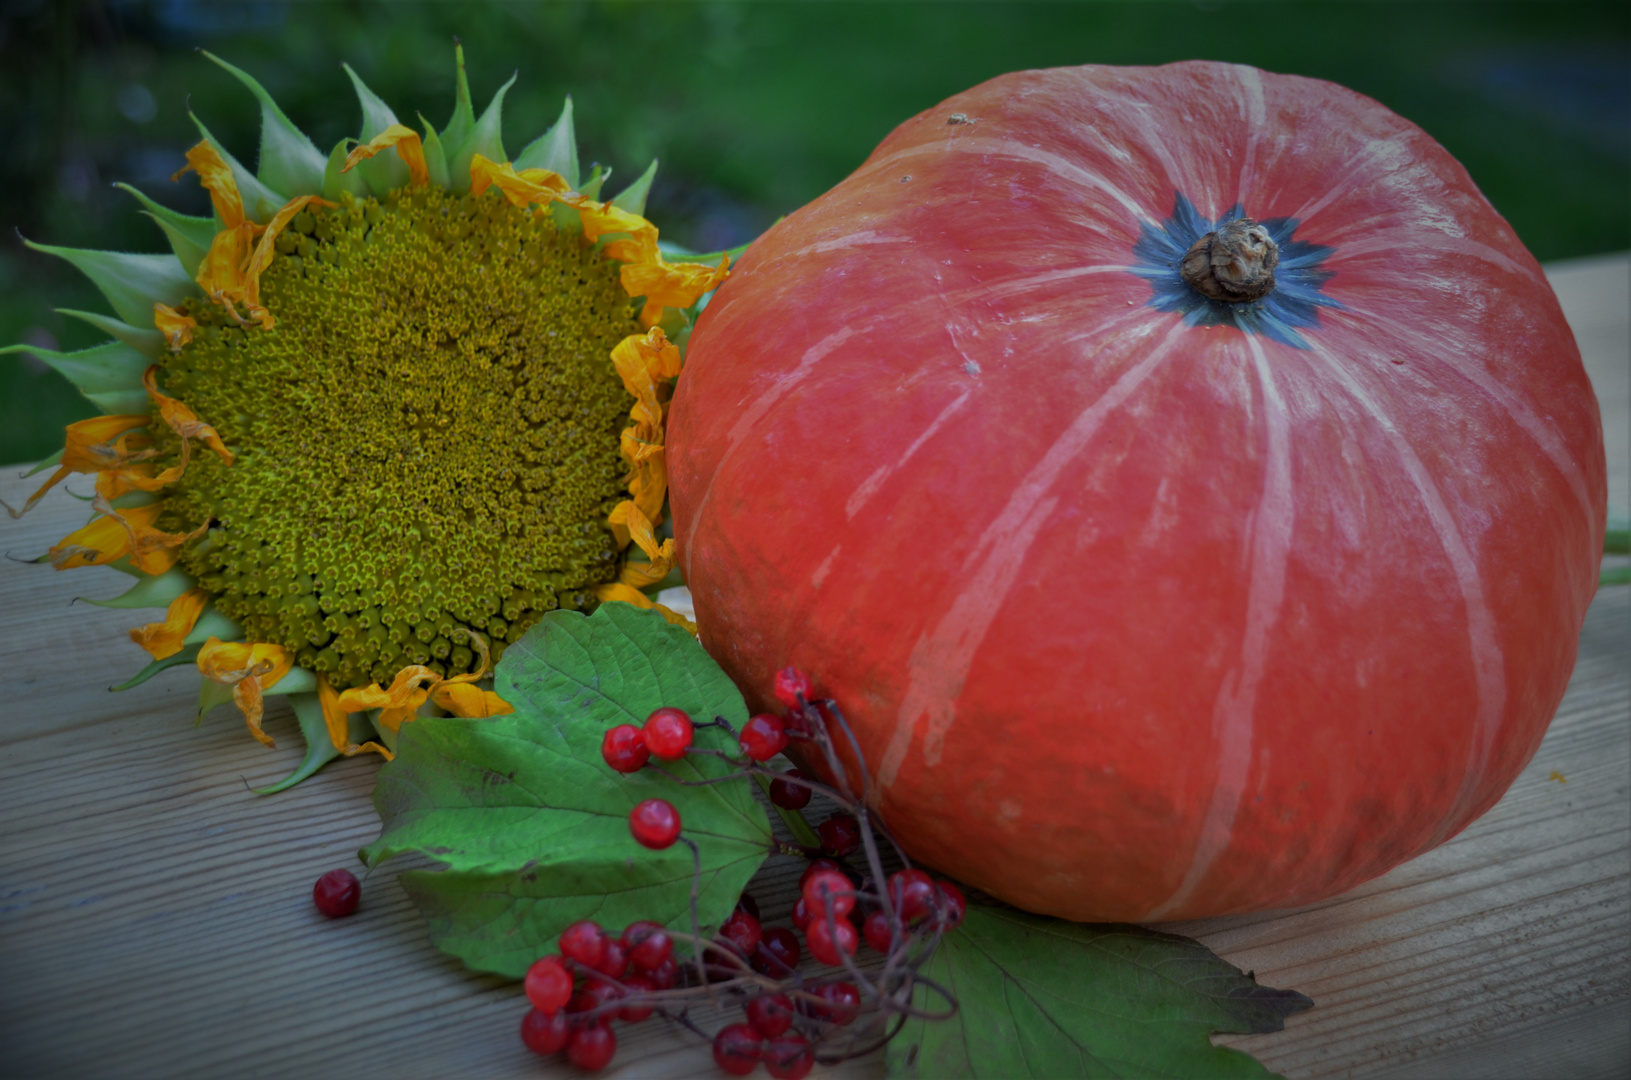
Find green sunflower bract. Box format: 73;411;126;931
3;46;728;790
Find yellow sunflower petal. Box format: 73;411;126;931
431;681;515;718
243;195;337;287
342;124;430;187
91;493;208;575
317;675;393;760
618;543;675;589
46;504;160;570
174;140;246;229
609;328;678;428
2;414;152;519
622;253;730;326
577;201;659;262
153;303;195;352
196;637;292;748
143;365;235;467
194;220;268;328
595;582;698;635
608;499;662;561
468;153;573;208
337;664;441;733
129;587;208;660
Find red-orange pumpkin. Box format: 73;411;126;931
668;63;1606;921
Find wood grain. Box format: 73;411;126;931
1;258;1626;1079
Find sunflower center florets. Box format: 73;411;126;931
154;187;640;687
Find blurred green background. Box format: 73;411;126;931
2;0;1627;466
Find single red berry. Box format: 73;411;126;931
735;892;761;921
862;910;894;953
798;858;843;891
712;1022;764;1077
805;912;858;966
745;992;796;1039
621;921;673;972
617;974;656;1022
312;868;361;918
521;1007;572;1055
646;957;679;990
592;939;629;979
629;798;682;849
559;920;609;971
764;1033;815;1080
739;712;789;761
524;955;574;1014
719;908;763;956
600;723;650;773
641;707;694;760
768;769;813;809
809;981;861;1025
888;868;937;924
565;1022;617;1071
752;926;801;976
801;868;855;920
817;814;861;857
934;880;967;929
772;667;813;708
790;896;811;930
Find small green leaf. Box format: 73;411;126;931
115;183;216;277
440;42;478;167
23;449;65;478
253;692;374;794
0;341;151;414
320;139;370;202
111;643;201;692
340;64;407;196
56;309;165;360
21;241;194;330
891;907;1312;1079
610;159;659;217
81;566;192;609
445;71;517;194
197;677;235;723
189;114;289;221
418;116;452;189
362;603;771;978
201;50;326;196
184;608;242;646
514;96;579;188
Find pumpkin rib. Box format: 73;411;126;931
1146;332;1297;920
1327;305;1599;534
1302;337;1509;840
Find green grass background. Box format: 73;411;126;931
2;0;1627;465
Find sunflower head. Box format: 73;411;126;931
6;45;722;789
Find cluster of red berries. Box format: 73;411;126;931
519;918;681;1070
531;665;965;1074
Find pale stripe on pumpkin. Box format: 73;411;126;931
875;319;1190;793
844;388;973;521
1326;305;1598;545
1145;332;1296;920
1230;64;1267;209
1305;338;1508;843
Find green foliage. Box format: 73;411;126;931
361;603;771;978
891;906;1312;1079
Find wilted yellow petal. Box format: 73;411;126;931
144;366;234;467
468;154;573;208
243;195;337;287
47;504;161;570
153;303;196;352
317;675;393;760
342;124;430;187
92;493;208;575
577;201;659;263
622;253;730;326
174;141;246;228
194;220;268;328
432;681;515;718
609;328;679;428
197;637;292;748
593;582;697;635
2;414;152;519
129;587;208;660
338;664;441;733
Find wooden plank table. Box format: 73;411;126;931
2;256;1626;1079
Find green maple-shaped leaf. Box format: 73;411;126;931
360;604;771;978
891;906;1312;1079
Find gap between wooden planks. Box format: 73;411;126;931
1;257;1626;1079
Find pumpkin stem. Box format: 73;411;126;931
1179;217;1279;302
